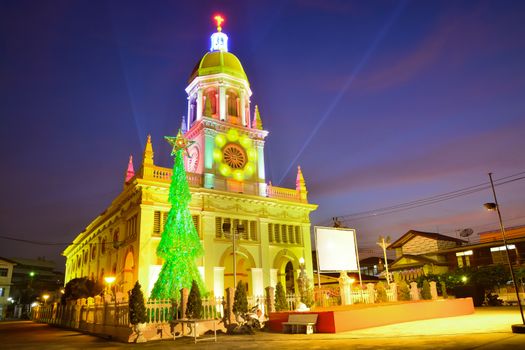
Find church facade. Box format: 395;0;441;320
62;21;317;298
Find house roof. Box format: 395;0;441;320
0;257;17;265
388;230;466;249
389;254;449;270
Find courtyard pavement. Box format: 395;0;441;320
1;307;525;349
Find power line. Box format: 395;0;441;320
0;235;122;247
322;171;525;226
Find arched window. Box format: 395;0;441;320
227;90;238;117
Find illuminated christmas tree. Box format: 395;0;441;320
150;131;206;301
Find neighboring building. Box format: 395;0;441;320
0;257;16;320
359;256;394;279
62;22;317;298
387;226;525;281
9;257;64;303
439;225;525;269
387;230;466;280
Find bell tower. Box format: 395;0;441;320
183;16;268;196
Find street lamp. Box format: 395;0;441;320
223;222;244;288
485;172;525;333
104;276;116;300
377;236;392;287
42;294;49;305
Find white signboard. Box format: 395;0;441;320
314;226;359;272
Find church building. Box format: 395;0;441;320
63;18;317;298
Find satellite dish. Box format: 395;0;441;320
459;228;474;238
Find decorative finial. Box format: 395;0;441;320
214;14;225;32
210;14;229;52
165;129;195;157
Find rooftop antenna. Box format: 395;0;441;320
459;228;474;243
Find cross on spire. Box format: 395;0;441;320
214;15;224;32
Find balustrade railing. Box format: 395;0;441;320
266;185;301;202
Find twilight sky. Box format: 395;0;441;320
1;0;524;267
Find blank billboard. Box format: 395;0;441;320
314;226;358;272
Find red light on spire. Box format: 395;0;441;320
214;14;225;32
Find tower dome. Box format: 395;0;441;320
189;50;248;83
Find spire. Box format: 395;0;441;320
253;105;263;130
181;116;188;134
296;166;308;202
124;155;135;184
142;134;154;166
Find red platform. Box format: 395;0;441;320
268;298;474;333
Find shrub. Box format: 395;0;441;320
421;280;432;300
274;282;288;311
376;282;388;302
186;280;203;319
397;280;411;301
440;281;448;299
129;282;147;325
233;281;248;315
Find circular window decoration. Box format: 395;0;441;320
223;143;247;169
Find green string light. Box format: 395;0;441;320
150;141;206;301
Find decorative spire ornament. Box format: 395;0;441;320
253;105;263;130
125;155;135;184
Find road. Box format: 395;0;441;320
1;307;525;349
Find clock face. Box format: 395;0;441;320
222;143;246;169
187;147;199;173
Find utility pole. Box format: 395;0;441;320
377;236;391;287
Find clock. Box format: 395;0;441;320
222;143;246;169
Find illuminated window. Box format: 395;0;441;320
295;227;301;245
192;215;200;238
490;245;515;252
0;288;4;297
288;226;295;244
126;215;138;239
274;225;281;243
281;225;287;243
249;221;257;241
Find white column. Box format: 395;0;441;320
187;96;191;127
240;89;246;126
270;268;278;289
196;88;203;120
213;267;225;297
219;85;226;121
250;268;264;297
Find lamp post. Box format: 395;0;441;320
223;222;245;288
104;276;116;300
42;294;49;305
377;236;392;287
485;172;525;333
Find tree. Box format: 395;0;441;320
233;281;248;315
440;281;448;299
274;282;288;311
421;280;432;300
129;282;147;325
397;280;411;301
61;277;103;304
376;282;388;302
150;131;206;301
186;280;203;319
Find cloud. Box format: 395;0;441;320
310;119;525;195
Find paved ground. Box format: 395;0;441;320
1;307;525;349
